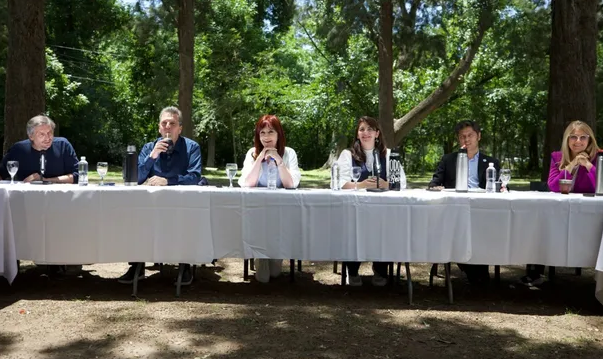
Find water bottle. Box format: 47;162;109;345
330;161;340;190
123;145;138;186
388;147;401;191
595;151;603;196
39;151;46;178
455;148;468;192
486;162;496;193
267;158;277;190
78;156;88;186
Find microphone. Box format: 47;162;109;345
40;150;46;178
373;148;381;189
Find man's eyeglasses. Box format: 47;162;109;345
569;134;590;142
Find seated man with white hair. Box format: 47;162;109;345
0;114;79;183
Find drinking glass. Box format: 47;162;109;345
97;162;108;186
351;166;362;191
7;161;18;185
226;163;238;188
499;168;511;192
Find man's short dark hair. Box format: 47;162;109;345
454;120;481;136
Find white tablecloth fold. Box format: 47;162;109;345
0;188;17;284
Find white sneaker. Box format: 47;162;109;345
371;273;387;287
530;276;545;287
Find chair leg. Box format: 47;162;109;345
333;261;338;274
429;263;438;287
444;263;453;304
175;264;185;297
548;266;556;282
575;267;582;276
131;262;144;298
396;262;401;285
250;258;255;271
243;259;249;281
388;262;394;286
494;265;501;284
297;260;302;272
341;262;347;286
405;262;413;305
290;259;295;282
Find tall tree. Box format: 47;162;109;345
177;0;194;138
3;0;45;154
542;0;597;181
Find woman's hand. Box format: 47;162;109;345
360;177;388;189
576;152;593;171
264;148;283;165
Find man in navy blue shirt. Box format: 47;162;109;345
1;115;78;183
118;106;202;286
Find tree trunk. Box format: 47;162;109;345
321;130;349;169
206;130;216;168
177;0;194;139
542;0;597;181
378;0;394;147
3;0;45;155
528;129;539;171
391;1;495;145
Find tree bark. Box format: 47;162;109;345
391;1;495;145
542;0;597;181
378;0;395;147
177;0;194;139
3;0;45;155
206;130;216;168
321;130;349;170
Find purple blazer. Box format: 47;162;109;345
547;151;597;193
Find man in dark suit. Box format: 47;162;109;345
429;120;500;285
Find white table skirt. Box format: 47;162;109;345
6;186;472;265
3;185;603;306
0;187;17;284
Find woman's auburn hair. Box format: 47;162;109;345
350;116;387;164
253;114;286;160
559;120;600;170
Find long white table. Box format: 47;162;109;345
2;185;603;305
0;187;17;284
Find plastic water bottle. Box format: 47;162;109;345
485;162;496;193
400;167;407;190
330;161;340;190
78;156;88;186
267;158;277;190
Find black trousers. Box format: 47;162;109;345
344;261;389;277
526;264;545;278
457;263;489;281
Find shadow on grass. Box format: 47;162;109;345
26;298;603;359
1;262;602;317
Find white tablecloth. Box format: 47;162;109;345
3;185;603;306
6;186;472;265
0;187;17;284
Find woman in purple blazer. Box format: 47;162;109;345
548;120;600;193
522;121;600;287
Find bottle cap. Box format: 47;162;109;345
81;156;86;160
489;162;494;166
459;148;467;153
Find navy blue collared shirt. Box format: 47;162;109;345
138;136;202;185
0;137;79;182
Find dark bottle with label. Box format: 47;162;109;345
389;147;401;191
123;145;138;186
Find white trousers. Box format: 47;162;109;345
254;259;283;283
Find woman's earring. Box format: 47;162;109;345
375;138;380;145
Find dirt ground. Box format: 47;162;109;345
1;260;602;359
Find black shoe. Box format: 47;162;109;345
175;264;193;286
118;265;145;284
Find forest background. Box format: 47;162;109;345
1;0;601;181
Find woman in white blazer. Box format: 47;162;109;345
238;115;301;282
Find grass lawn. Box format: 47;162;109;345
90;167;539;190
